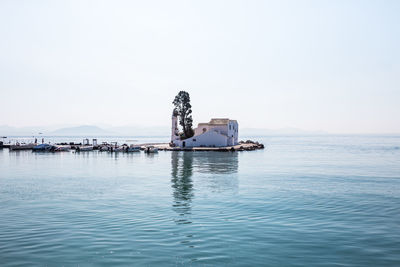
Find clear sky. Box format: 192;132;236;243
0;0;399;133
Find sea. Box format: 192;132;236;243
0;135;399;266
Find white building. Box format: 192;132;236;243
171;112;239;148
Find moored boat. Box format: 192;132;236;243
10;143;36;151
99;146;110;152
113;146;126;152
33;144;55;151
77;145;93;151
127;145;141;152
54;145;71;152
145;146;158;153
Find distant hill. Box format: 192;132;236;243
49;125;115;136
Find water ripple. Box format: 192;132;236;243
1;136;400;266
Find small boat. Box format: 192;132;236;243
10;143;36;151
145;146;158;153
113;146;126;152
33;144;55;151
77;145;93;151
54;145;71;152
99;146;109;152
127;145;141;152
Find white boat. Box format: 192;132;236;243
99;146;109;152
127;146;141;152
54;145;71;152
114;147;124;152
145;146;158;153
77;145;93;151
113;145;127;152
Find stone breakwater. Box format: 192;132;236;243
153;140;264;152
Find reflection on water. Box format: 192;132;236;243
194;151;239;194
2;136;400;266
170;151;239;224
171;152;194;224
193;151;239;174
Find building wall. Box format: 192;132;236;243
194;124;228;137
193;130;228;147
173;130;228;147
194;124;209;136
226;120;239;146
233;121;239;144
173;117;239;147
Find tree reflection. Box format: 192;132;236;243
171;151;194;224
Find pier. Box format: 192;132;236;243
1;139;264;152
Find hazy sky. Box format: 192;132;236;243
0;0;399;133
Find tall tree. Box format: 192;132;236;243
173;91;194;139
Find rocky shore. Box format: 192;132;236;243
153;140;264;152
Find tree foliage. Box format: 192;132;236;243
173;91;194;139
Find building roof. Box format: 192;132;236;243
209;118;230;125
197;118;237;127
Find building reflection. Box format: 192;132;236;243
193;151;239;194
193;151;238;175
170;151;239;225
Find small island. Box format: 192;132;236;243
153;139;264;152
160;91;264;151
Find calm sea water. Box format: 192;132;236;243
0;135;399;266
